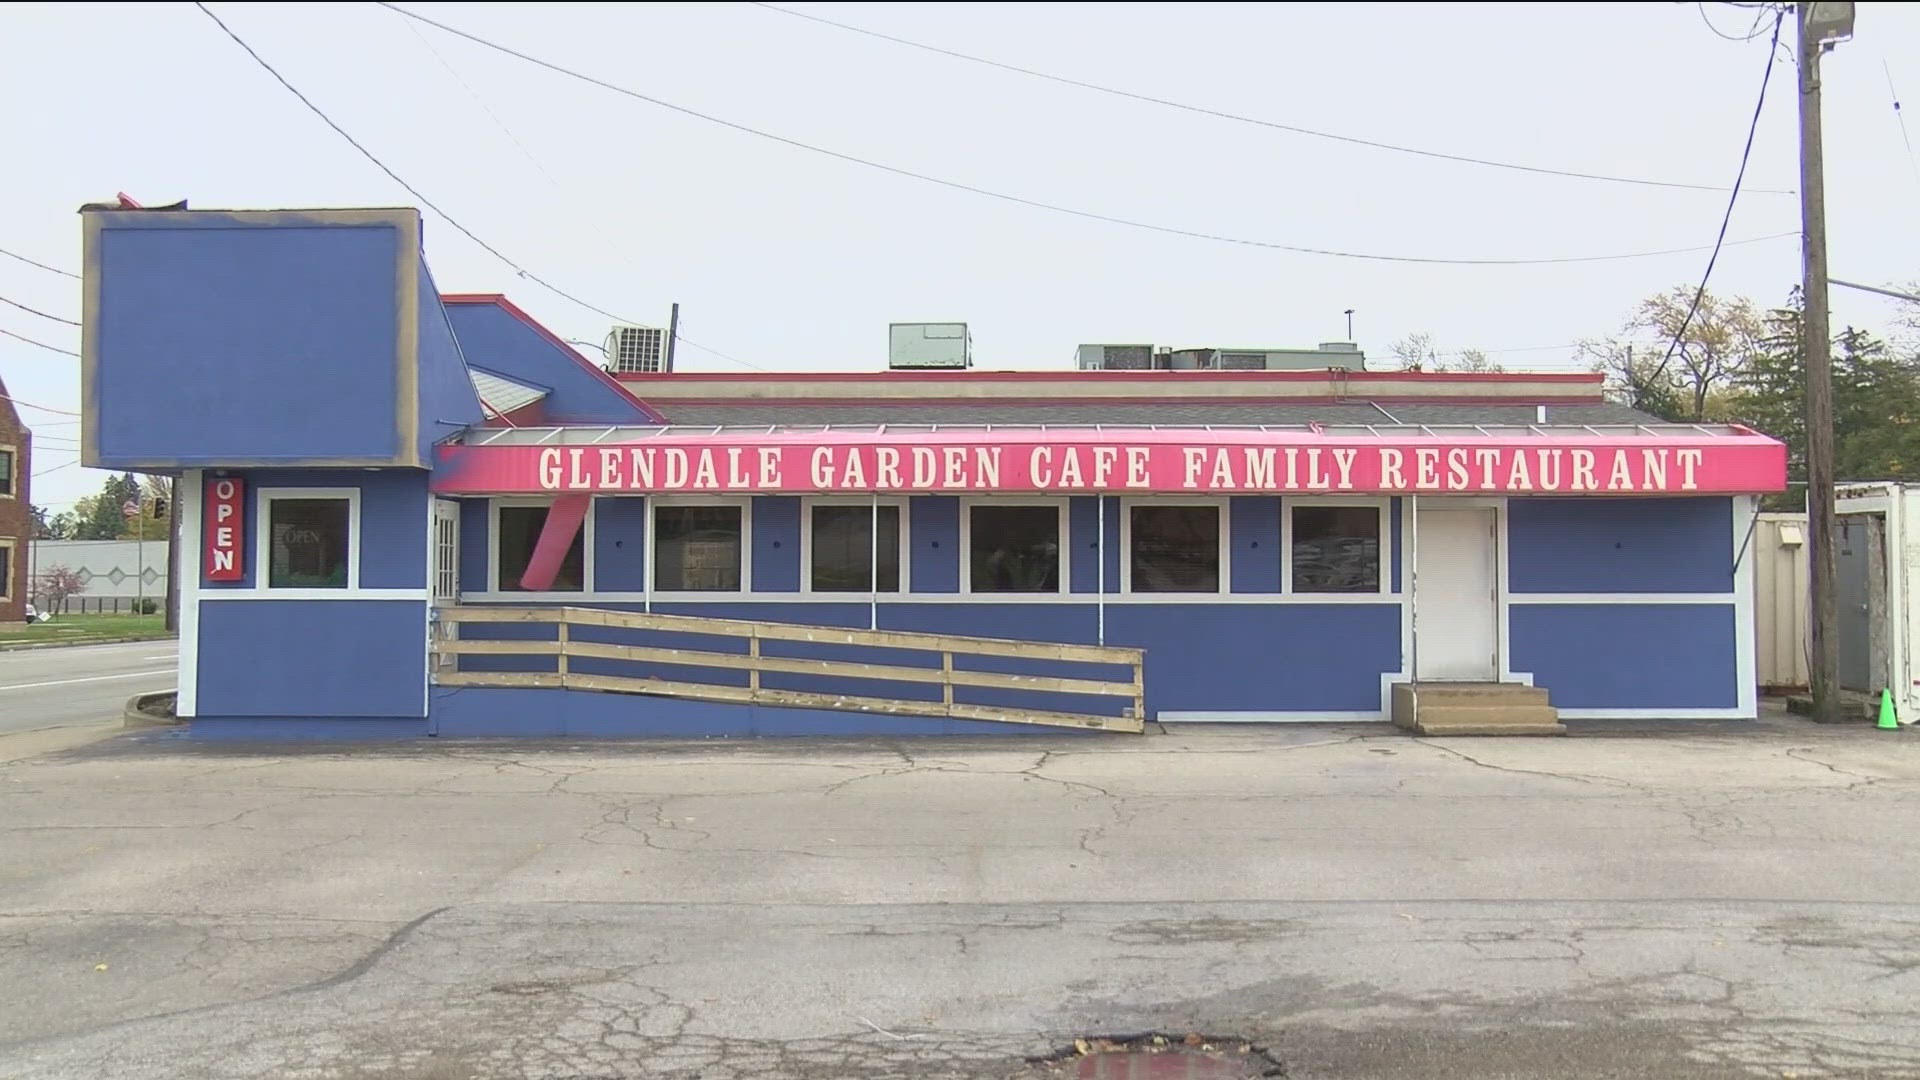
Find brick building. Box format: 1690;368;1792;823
0;373;30;625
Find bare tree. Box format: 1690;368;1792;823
1625;287;1760;421
1389;333;1502;373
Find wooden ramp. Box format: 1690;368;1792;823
434;606;1146;733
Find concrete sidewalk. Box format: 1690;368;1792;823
3;718;1918;1077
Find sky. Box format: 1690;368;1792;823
3;1;1919;514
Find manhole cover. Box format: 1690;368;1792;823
1029;1034;1282;1079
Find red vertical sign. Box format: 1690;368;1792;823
203;476;245;582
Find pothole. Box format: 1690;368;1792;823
1026;1033;1285;1079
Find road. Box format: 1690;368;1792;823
3;718;1919;1077
0;640;177;736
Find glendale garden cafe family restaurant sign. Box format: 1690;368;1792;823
433;427;1784;496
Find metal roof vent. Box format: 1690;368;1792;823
607;325;668;374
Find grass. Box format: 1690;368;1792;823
0;613;174;646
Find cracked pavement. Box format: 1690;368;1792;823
4;716;1920;1077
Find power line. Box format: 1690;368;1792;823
33;459;79;478
0;326;80;357
755;1;1797;197
0;392;81;416
0;244;79;279
194;2;763;372
382;2;1799;267
0;295;80;327
1698;1;1779;43
1651;10;1783;382
1882;59;1920;197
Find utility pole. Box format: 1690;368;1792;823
1799;2;1854;722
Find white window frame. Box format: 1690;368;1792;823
256;487;362;591
801;496;910;595
489;496;596;595
1119;496;1229;596
959;497;1069;596
0;443;17;501
1282;496;1392;597
646;495;752;596
0;537;14;601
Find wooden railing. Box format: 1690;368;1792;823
433;606;1146;733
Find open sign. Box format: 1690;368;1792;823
203;477;245;581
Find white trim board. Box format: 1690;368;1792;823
201;589;431;601
1507;593;1741;605
176;470;203;718
455;590;1410;606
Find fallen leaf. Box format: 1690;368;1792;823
1073;1039;1090;1056
94;963;108;972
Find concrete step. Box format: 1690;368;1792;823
1391;682;1564;736
1403;682;1551;706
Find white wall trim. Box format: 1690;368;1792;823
487;495;596;596
201;588;431;601
645;494;751;595
1118;496;1229;596
1159;711;1391;723
1557;707;1752;720
454;590;1409;606
1507;592;1742;605
176;470;202;718
1733;494;1759;719
799;495;909;595
254;486;361;591
959;496;1069;596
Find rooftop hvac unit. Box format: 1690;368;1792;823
1076;344;1156;370
1218;351;1267;370
889;323;972;369
606;324;669;374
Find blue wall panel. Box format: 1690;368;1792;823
442;302;654;424
93;217;404;465
197;600;425;717
1231;497;1282;593
1508;497;1733;593
594;497;648;591
753;497;801;591
1108;604;1400;713
909;497;959;592
1509;603;1738;708
1069;497;1101;594
199;469;428;590
458;497;490;593
415;261;485;460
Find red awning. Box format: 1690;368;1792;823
432;423;1787;497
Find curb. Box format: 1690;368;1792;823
0;635;177;653
124;690;181;729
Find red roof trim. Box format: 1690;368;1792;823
613;370;1603;385
441;294;667;423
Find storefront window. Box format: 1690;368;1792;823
810;504;900;592
654;505;743;591
1129;504;1220;592
969;505;1060;592
1291;505;1381;593
497;505;585;592
268;498;351;589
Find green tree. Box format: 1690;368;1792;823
1727;294;1920;507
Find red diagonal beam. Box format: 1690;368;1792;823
518;494;590;591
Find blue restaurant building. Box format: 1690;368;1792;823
80;207;1787;738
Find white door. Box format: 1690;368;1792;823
433;501;460;603
1414;507;1499;680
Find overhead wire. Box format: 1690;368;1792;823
0;326;80;357
194;2;765;371
754;1;1796;197
1883;59;1920;197
1650;9;1783;382
0;245;79;279
0;393;81;417
0;295;81;327
380;2;1798;267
